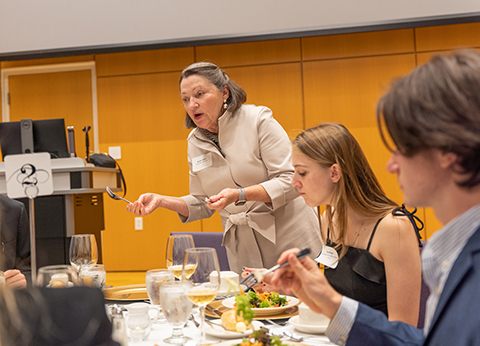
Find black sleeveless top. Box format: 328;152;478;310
324;218;389;316
323;205;424;317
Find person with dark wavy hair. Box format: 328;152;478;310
271;49;480;346
128;62;322;273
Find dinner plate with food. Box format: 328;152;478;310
204;319;264;339
222;290;300;316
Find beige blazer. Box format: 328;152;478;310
179;105;322;272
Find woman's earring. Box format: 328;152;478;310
223;99;228;110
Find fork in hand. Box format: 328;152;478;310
239;248;311;291
106;186;132;204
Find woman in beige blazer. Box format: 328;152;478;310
127;62;322;273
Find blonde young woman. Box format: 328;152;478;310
289;122;422;325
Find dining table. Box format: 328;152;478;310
108;298;335;346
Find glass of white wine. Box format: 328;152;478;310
183;247;220;343
166;235;196;279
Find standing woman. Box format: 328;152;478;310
290;123;422;325
127;62;322;273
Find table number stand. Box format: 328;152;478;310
4;153;53;284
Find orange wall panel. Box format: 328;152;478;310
196;39;301;67
415;22;480;52
302;29;414;61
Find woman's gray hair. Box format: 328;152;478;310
179;62;247;129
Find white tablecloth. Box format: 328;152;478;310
129;309;335;346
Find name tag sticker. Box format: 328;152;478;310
192;153;213;172
315;246;339;269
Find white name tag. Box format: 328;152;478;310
315;246;339;269
192;153;212;172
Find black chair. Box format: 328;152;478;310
170;231;230;271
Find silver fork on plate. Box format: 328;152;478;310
106;186;132;204
239;248;311;290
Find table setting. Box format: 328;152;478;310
101;236;334;346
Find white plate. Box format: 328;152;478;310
203;319;264;339
221;295;300;316
289;315;328;334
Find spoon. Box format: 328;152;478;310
106;186;132;204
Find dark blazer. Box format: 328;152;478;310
0;195;31;280
346;226;480;346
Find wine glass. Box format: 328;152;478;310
166;234;195;279
37;264;78;287
79;264;107;289
69;234;98;273
183;247;220;343
160;280;194;344
145;269;174;323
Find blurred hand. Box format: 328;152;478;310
4;269;27;289
208;188;238;211
271;248;343;319
126;193;162;216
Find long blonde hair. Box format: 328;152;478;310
292;123;398;258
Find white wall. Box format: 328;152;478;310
1;0;480;57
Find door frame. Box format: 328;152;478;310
1;61;99;152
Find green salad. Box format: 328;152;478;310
247;290;288;308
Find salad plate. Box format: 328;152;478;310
204;320;264;339
222;295;300;316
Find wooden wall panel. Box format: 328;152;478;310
95;47;194;77
302;29;414;61
1;55;94;69
223;63;304;133
196;39;301;67
415;22;480;52
303;54;416;129
97;70;203;270
7;70;93;159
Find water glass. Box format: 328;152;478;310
37;264;78;287
69;234;98;272
79;264;106;289
145;269;174;323
160;281;194;344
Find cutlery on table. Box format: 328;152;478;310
189;314;200;328
206;304;224;317
265;319;287;327
283;331;304;342
106;186;132;204
240;248;311;291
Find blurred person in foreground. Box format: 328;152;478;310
272;49;480;345
127;62;322;273
0;286;119;346
0;195;30;288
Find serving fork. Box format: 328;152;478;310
106;186;132;204
239;248;311;291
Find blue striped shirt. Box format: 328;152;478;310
326;204;480;344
